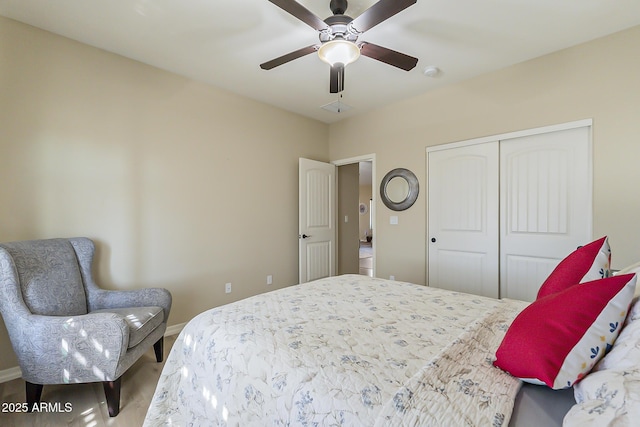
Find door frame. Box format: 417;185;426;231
333;154;377;278
425;118;593;289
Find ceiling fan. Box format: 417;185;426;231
260;0;418;93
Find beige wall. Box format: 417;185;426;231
0;17;328;370
330;25;640;285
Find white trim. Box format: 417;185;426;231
332;153;376;166
165;322;186;336
426;119;593;153
332;154;377;278
0;322;188;384
0;366;22;383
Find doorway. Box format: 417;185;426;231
358;162;373;277
335;155;376;278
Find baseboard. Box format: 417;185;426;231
165;322;186;336
0;366;22;383
0;322;188;384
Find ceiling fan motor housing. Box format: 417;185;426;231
330;0;348;15
320;15;359;43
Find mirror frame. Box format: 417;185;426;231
380;168;419;211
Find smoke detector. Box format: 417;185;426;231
423;66;440;77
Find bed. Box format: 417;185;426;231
144;271;640;426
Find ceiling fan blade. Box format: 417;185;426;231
359;42;418;71
260;45;319;70
350;0;417;33
268;0;329;31
330;64;345;93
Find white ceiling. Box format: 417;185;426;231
2;0;640;124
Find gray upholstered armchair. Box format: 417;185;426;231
0;237;172;417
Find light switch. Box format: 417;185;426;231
390;216;398;225
344;215;348;223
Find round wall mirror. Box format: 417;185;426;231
380;168;419;211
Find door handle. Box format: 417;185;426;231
300;234;312;239
431;237;436;243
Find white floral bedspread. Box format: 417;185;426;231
144;275;527;426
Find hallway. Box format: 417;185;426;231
359;241;373;277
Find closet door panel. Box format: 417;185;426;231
428;141;499;298
503;255;560;301
500;126;591;301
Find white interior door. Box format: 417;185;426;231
428;141;500;298
299;158;336;283
500;126;592;301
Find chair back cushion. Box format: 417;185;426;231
1;239;88;316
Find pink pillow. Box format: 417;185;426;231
494;273;636;389
537;236;611;299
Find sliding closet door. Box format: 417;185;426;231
428;141;500;298
500;126;591;301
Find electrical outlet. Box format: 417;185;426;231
389;275;395;281
267;275;273;285
225;282;232;294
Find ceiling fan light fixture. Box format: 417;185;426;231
318;39;360;66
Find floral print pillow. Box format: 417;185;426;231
564;296;640;425
494;274;636;389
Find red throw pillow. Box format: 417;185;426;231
537;236;611;299
494;273;636;389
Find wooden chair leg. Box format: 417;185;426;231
153;337;164;362
102;377;122;417
25;381;43;412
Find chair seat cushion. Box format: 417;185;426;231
91;306;164;348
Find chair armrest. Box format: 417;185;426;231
13;312;129;384
68;238;172;321
87;287;172;322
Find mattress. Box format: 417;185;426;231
510;384;575;427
